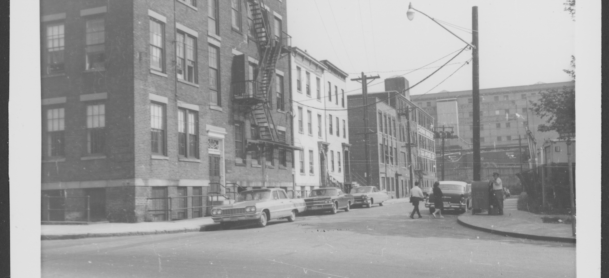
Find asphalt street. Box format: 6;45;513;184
42;199;575;278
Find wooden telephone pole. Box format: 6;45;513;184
351;73;380;185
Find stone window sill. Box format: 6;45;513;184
210;105;223;112
81;155;106;161
178;79;199;88
179;158;200;163
177;0;198;11
151;155;169;160
150;70;168;78
208;33;222;41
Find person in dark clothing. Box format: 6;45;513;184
432;181;444;218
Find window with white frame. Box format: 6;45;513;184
231;0;242;31
276;74;284;111
273;16;282;40
334;86;338;105
317;114;322;137
337;151;341;172
309;150;314;174
343;120;346;139
208;0;219;35
176;31;197;83
149;18;165;72
336;117;339;137
307;110;312;135
299;150;305;174
316;77;321;101
179;0;197;7
328;82;332;101
150;102;166;155
208;44;220;106
46;107;65;157
296;67;302;92
178;108;199;158
85;17;105;70
235;121;245;162
330;150;335;172
86;104;105;154
341;89;345;107
298;107;303;133
328;114;333;135
45;22;65;75
305;71;311;96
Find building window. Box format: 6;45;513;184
299;150;305;174
298;107;303;133
317;114;322;137
176;31;197;83
507;135;512;141
305;72;311;96
328;82;332;101
343;119;346;139
277;130;286;143
341;89;345;107
521;94;527;99
334;86;338;105
307;110;313;136
150;102;166;155
497;136;502;142
266;147;274;166
45;22;65;75
231;0;242;31
208;44;220;106
330;150;335;172
235;121;245;162
309;150;314;174
426;102;431;107
378;112;383;132
505;109;509;114
250;125;261;165
329;114;333;135
296;67;302;92
86;104;105;154
150;18;165;72
45;107;65;157
208;0;219;35
273;16;282;40
506;122;511;128
494;96;499;101
276;74;284;111
179;0;197;6
178;108;199;158
279;148;287;167
336;117;340;137
316;77;321;101
85;17;105;70
503;95;509;100
337;151;341;172
496;123;501;128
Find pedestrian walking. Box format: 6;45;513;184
410;182;424;219
431;181;444;218
491;172;504;215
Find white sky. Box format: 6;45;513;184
287;0;575;97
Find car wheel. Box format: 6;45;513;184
379;201;384;206
331;202;338;214
257;211;268;228
429;207;436;214
287;210;296;222
345;202;351;212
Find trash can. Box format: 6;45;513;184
471;181;492;215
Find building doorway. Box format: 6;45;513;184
84;188;106;222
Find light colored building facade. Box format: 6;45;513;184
289;48;351;196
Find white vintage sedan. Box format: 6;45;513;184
211;188;306;228
350;186;391;208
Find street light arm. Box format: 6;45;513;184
409;6;476;50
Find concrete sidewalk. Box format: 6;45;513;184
457;197;575;243
42;217;216;240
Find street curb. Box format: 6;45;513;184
457;216;576;243
41;224;219;240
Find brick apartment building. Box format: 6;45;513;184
41;0;295;222
348;77;437;198
412;81;574;183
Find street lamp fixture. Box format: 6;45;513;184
406;3;482;181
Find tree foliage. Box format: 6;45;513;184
530;57;575;138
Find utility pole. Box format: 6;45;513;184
518;135;523;173
405;106;414;191
352;73;380;186
566;137;575;236
472;6;481;181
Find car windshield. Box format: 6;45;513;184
309;189;338;197
237;190;272;202
351;187;373;193
439;183;465;193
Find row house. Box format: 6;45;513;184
348;77;437;198
40;0;295;223
289;47;351;197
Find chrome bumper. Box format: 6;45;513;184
425;202;466;209
306;204;334;211
212;212;261;223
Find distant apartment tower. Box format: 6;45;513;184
348;77;437;197
40;0;295;222
289;47;351;196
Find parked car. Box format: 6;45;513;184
211;188;306;228
424;181;471;213
350;186;390;208
304;187;354;214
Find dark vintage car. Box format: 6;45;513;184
211;188;305;228
349;186;391;208
425;181;471;213
304;187;354;214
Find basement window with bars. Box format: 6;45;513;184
176;31;197;84
86;104;105;155
85;17;105;71
178;108;199;159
